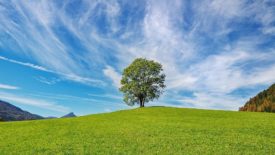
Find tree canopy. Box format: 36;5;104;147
120;58;165;107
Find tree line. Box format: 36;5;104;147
239;83;275;112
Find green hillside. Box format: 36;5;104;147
0;107;275;154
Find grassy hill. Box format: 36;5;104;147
0;107;275;154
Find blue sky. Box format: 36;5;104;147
0;0;274;117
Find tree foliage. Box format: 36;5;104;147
120;58;165;107
239;83;275;112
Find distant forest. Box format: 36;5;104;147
239;83;275;112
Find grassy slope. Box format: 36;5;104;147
0;107;275;154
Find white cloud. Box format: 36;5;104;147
35;76;62;85
248;0;275;35
209;0;243;18
0;83;19;90
103;65;121;88
187;50;275;93
179;92;246;110
0;92;69;113
0;55;105;86
0;56;51;72
262;27;275;35
27;92;126;110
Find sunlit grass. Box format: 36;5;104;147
1;107;275;154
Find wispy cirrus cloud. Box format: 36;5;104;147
0;56;50;72
0;55;105;86
35;76;62;85
0;92;69;113
0;83;19;90
26;92;128;113
103;65;121;88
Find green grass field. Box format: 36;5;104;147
1;107;275;154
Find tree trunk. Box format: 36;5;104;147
142;98;145;107
139;97;145;108
139;98;143;108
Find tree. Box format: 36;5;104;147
120;58;166;107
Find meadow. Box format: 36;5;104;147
0;107;275;154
